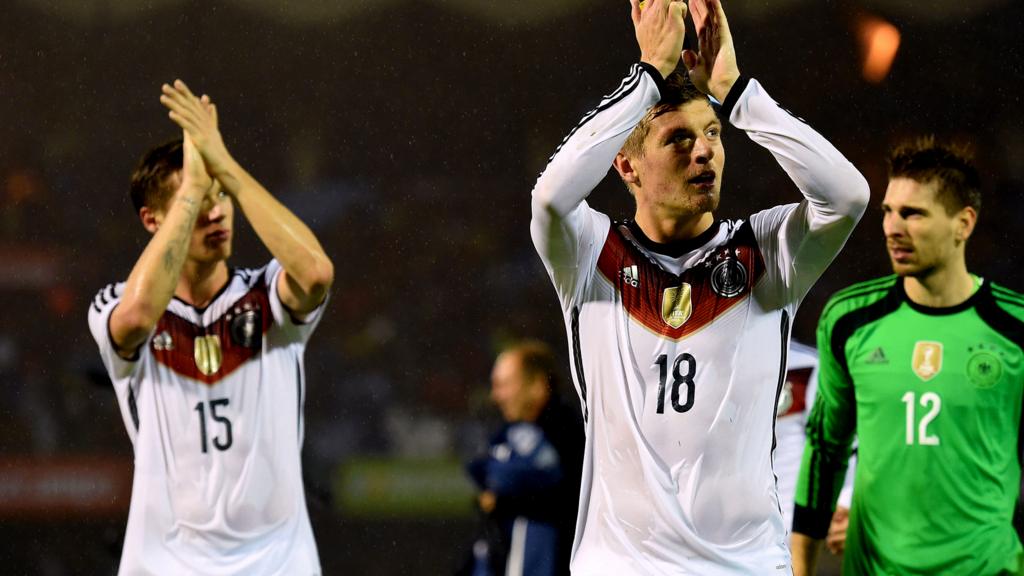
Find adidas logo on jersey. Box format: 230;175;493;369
621;265;639;288
865;347;888;364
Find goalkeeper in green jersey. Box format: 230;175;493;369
791;137;1024;575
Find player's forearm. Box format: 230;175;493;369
726;78;869;226
531;63;662;219
116;191;204;346
217;158;334;297
790;532;824;576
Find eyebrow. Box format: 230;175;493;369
881;203;928;213
662;127;696;142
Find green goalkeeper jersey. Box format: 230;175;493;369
794;275;1024;575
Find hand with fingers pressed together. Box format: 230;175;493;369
160;80;234;181
631;0;687;79
683;0;739;102
179;131;213;197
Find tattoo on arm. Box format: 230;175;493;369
161;197;200;274
162;248;176;273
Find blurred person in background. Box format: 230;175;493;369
792;137;1024;575
87;80;333;575
529;0;868;572
462;340;584;576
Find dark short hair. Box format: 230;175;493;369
503;339;560;391
888;136;981;215
621;67;710;158
129;139;183;213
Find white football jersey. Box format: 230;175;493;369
531;65;868;575
88;260;323;576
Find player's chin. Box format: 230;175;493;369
198;244;232;263
889;260;920;277
692;188;720;213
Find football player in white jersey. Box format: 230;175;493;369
529;0;869;573
87;80;333;575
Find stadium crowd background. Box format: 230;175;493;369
1;1;1023;573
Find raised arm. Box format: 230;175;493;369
530;0;686;277
109;134;211;357
683;0;868;300
161;80;334;315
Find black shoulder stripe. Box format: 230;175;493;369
541;64;646;169
821;278;897;320
991;287;1024;307
833;275;898;296
977;285;1024;351
827;276;897;302
94;283;117;309
831;283;902;375
96;284;111;305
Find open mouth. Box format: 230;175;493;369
688;171;716;186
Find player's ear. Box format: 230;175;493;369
955;206;977;244
613;152;640;186
140;206;162;234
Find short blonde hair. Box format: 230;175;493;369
621;69;710;159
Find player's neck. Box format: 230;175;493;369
176;260;230;309
903;259;974;308
634;210;714;244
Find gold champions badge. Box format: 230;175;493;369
194;335;223;376
912;341;943;382
661;284;693;329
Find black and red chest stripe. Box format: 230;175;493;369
596;221;766;340
150;286;273;386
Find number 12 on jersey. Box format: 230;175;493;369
655;354;696;414
901;391;941;446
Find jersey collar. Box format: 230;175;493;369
898;276;988;316
625;219;721;258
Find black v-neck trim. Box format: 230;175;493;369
172;267;238;315
625;220;721;258
899;276;987;316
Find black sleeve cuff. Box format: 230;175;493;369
719;75;750;123
792;503;833;539
638;62;668;99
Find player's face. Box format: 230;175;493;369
191;181;234;264
155;176;235;265
490;352;536;423
634;100;724;218
882;177;962;278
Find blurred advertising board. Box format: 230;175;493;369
0;457;131;519
334;458;475;518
